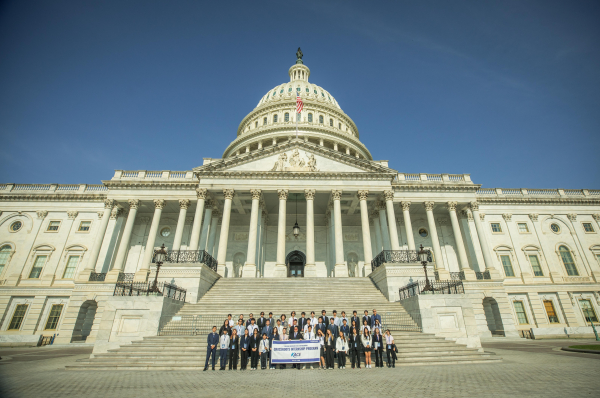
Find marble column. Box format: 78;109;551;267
107;199;140;282
243;189;261;278
358;191;373;268
135;199;165;281
206;211;219;257
198;200;213;251
377;203;392;250
327;209;335;276
469;202;501;279
423;201;449;279
256;208;265;277
447;201;476;280
189;189;208;250
172;199;190;251
305;189;317;277
372;211;383;255
384;191;401;250
216;189;234;276
401;201;415;251
276;189;288;268
79;199;114;280
332;190;347;276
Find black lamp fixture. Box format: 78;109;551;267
149;243;167;293
418;244;433;292
293;194;300;238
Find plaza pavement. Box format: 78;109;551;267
0;339;599;398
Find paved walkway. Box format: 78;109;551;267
1;340;599;398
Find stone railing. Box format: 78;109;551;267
394;173;472;184
398;280;465;300
0;184;107;193
476;188;600;198
112;170;194;180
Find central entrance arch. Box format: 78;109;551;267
286;250;306;278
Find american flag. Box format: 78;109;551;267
296;91;303;113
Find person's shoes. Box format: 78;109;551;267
212;367;215;371
392;363;395;368
203;367;207;371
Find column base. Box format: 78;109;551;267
334;263;348;277
304;263;317;277
133;270;150;282
462;268;477;281
217;264;226;277
242;263;257;278
435;268;451;281
273;264;287;277
104;269;123;283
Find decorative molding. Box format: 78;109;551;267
383;190;394;201
128;199;141;209
567;213;577;221
154;199;166;209
67;211;78;219
376;201;386;210
423;201;434;211
438;218;449;226
250;189;262;200
304;189;316;200
36;210;48;219
331;190;342;201
469;201;479;211
502;213;512;221
139;216;151;224
401;201;411;211
104;199;115;209
479;213;485;221
344;233;359;242
356;190;368;201
97;211;104;219
179;199;191;209
0;193;108;202
593;214;600;222
477;197;600;206
223;189;235;200
529;213;539;222
277;189;288;201
270;149;318;172
446;201;458;212
196;188;208;200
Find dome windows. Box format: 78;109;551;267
305;88;309;93
308;113;313;123
314;90;317;94
321;92;325;97
280;89;283;94
329;119;333;127
263;117;267;125
288;88;292;92
255;121;258;128
319;115;324;124
284;113;290;122
273;114;278;123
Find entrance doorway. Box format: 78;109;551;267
482;297;505;337
286;250;306;278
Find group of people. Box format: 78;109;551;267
203;309;398;371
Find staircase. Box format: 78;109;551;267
66;278;500;370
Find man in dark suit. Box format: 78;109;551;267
351;311;360;330
288;319;299;338
298;312;308;331
290;326;302;370
262;319;273;341
267;312;275;328
321;310;329;327
246;313;254;327
340;318;350;338
362;310;371;328
315;316;327;337
327;318;339;339
257;312;267;330
204;326;219;371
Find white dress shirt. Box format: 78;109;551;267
228;319;235;327
304;331;315;340
247;324;258;335
220;334;230;349
289;317;297;327
310;316;319;327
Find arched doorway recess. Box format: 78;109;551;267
286;250;306;278
482;297;505;337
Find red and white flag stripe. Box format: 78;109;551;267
296;91;303;113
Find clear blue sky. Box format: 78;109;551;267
1;0;598;189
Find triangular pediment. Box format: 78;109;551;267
193;139;397;178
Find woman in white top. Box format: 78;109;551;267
289;311;297;329
335;331;348;369
317;329;326;369
361;328;372;368
304;325;315;340
219;330;230;370
385;329;395;368
360;319;371;334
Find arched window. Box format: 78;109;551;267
319;115;324;124
273;114;278;123
284;113;289;122
263;117;267;125
0;245;13;276
308;113;313;123
559;246;578;276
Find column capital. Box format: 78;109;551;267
154;199;166;209
593;214;600;222
196;188;209;200
204;199;214;208
223;189;235;200
462;210;474;221
128;199;141;209
502;213;512;221
104;199;115;209
331;190;342;201
179;199;191;209
36;210;48;219
383;190;394;201
446;201;458;212
567;213;577;221
528;213;539;222
469;201;479;211
67;210;78;219
277;189;288;200
304;189;316;200
250;189;262;200
423;201;435;211
376;201;386;210
401;201;411;211
110;207;123;219
357;190;369;201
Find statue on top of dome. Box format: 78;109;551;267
296;47;303;64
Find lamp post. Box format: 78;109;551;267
149;243;167;293
583;307;600;341
293;194;300;238
418;244;433;292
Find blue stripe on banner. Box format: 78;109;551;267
272;339;320;345
271;358;318;363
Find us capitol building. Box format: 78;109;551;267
1;52;599;351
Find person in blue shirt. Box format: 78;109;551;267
203;326;219;371
370;309;382;329
340;318;350;338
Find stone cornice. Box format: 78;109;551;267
0;193;107;202
393;184;481;194
477;196;600;206
101;180;198;190
201;170;394;181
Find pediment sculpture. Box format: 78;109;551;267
270;149;318;172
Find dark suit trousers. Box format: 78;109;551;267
250;350;259;368
240;349;248;369
204;347;216;369
350;347;361;368
260;352;268;369
219;348;228;368
229;349;238;369
337;351;346;368
374;348;383;367
386;347;395;366
325;347;335;368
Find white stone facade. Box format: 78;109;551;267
1;58;599;345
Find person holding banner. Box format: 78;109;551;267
325;329;336;369
271;327;279;369
336;331;348;369
372;327;384;368
361;328;372;368
228;328;239;370
385;329;395;368
279;327;288;369
240;328;250;370
249;328;260;370
259;333;270;370
318;329;326;369
219;329;230;370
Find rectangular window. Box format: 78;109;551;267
543;300;559;323
62;255;79;279
44;304;64;330
500;255;515;277
47;221;60;232
517;223;529;233
513;301;529;324
8;304;28;330
582;223;595;233
273;114;278;123
319;115;323;124
329;119;333;127
0;248;11;276
254;121;258;128
78;221;91;232
529;255;543;276
491;223;502;233
580;299;598;323
29;255;47;279
263;117;267;125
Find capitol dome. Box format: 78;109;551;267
223;53;372;160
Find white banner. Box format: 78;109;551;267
271;339;321;364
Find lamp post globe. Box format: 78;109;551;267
418;244;433;292
150;243;167;293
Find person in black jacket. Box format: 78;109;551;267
372;327;384;368
257;312;267;330
219;319;231;336
349;327;362;369
249;328;260;370
362;310;370;329
321;310;329;327
229;328;239;370
240;329;250;370
350;311;361;329
324;329;335;369
203;326;219;371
